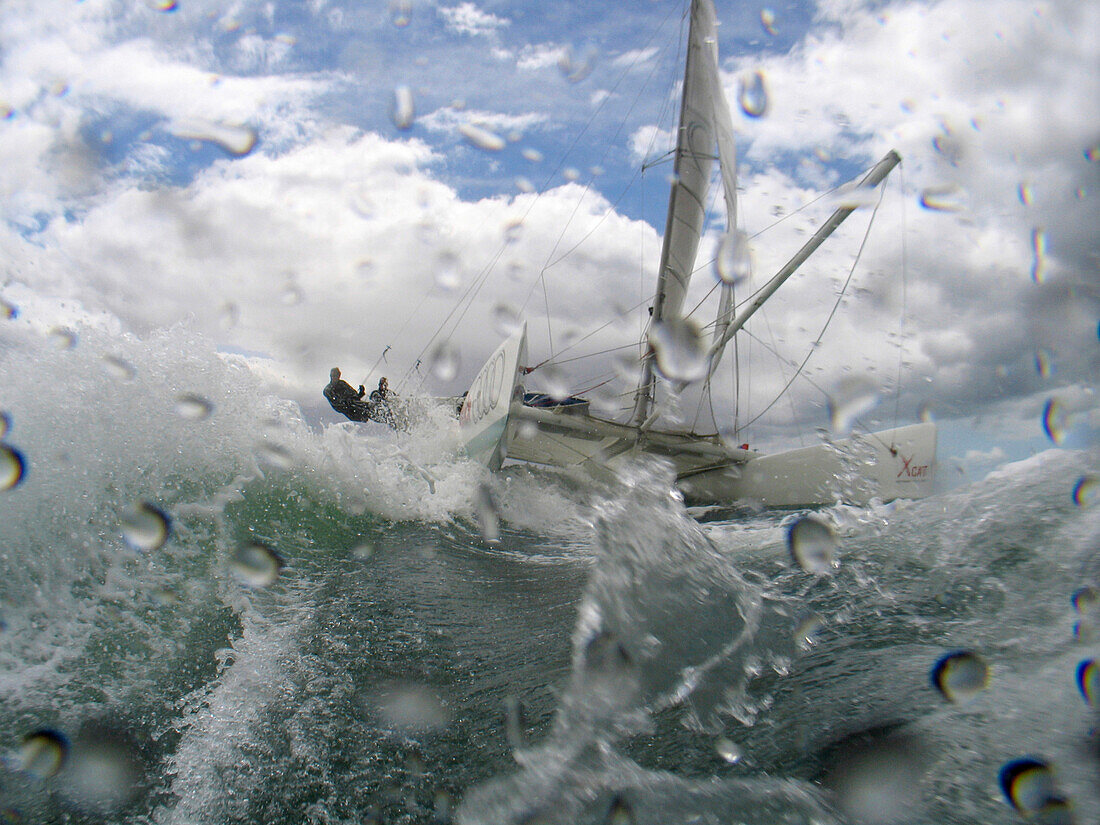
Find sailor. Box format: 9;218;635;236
368;376;401;428
369;376;391;404
323;367;373;422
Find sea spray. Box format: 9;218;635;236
456;460;833;823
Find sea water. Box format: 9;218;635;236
1;319;1097;824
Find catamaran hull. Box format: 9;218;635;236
458;324;527;471
677;422;937;507
460;327;937;508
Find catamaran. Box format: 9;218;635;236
416;0;937;508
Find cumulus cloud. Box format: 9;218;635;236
438;3;509;37
0;0;1094;461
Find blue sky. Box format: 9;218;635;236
1;0;1097;476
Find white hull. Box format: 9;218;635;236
677;422;937;507
459;327;937;507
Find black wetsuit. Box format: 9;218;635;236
324;377;374;422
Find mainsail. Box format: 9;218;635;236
631;0;740;429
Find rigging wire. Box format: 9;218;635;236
891;161;909;434
738;183;887;431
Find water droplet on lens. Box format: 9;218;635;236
563;167;579;182
930;650;989;703
715;736;742;764
1035;348;1053;378
788;516;837;573
1041;397;1067;444
48;327;77;349
255;437;294;469
515;176;534;193
522;147;543;162
0;410;10;438
390;0;411;26
102;355;136;381
168;119;257;156
219;302;240;330
491;303;522;336
760;8;777;35
19;729;69;779
352;542;375;560
714;230;751;285
280;282;303;305
502;219;523;245
919;183;966;212
391;85;414;129
503;695;527;752
606;795;634;825
1076;659;1098;706
649;316;708;383
474;482;501;542
0;297;18;319
794;614;823;650
1072;585;1099;615
0;444;26;491
1018;181;1034;205
540;363;571;401
120;501;171;552
459;123;506;151
65;730;141;814
1031;227;1047;283
827;376;880;435
829;183;879;210
145;0;178;10
1072;476;1098;507
231;542;285;588
174;393;213;421
999;757;1056;815
435;251;461;291
558;46;596;83
373;682;450;733
1085;144;1100;163
737;70;769;117
430;342;460;381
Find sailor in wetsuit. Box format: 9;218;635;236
323;367;373;422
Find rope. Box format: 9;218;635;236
738;183;886;431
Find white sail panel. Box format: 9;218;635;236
652;0;722;323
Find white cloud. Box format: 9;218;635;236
516;43;568;71
611;47;659;68
439;2;510;37
417;106;548;141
